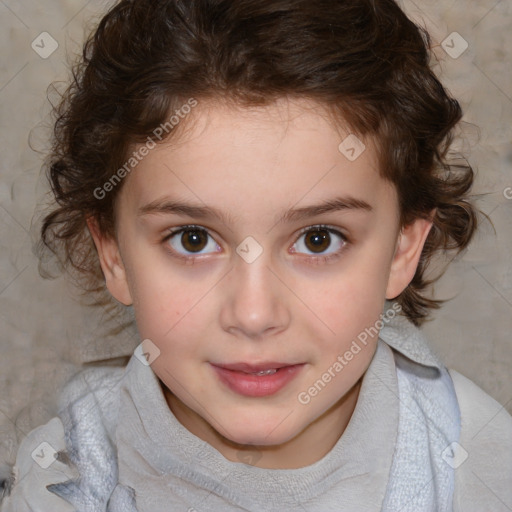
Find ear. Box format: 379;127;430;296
385;214;434;300
86;217;133;306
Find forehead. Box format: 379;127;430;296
117;96;395;225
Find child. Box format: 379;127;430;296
1;0;511;510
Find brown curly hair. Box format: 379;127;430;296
38;0;479;326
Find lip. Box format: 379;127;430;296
210;362;305;397
213;362;296;373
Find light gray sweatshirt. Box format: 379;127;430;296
1;311;511;511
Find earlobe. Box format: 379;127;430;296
86;217;133;306
385;216;434;300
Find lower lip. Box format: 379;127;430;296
211;364;305;397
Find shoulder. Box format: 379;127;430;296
0;416;78;511
0;364;126;511
449;368;512;512
57;364;127;410
56;364;127;440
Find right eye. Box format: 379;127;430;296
161;225;222;261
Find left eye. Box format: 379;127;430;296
291;226;347;256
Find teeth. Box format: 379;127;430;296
251;368;277;376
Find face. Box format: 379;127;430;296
89;97;432;468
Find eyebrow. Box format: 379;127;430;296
137;195;373;225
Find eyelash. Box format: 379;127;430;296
161;224;349;265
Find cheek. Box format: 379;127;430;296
320;265;389;328
303;250;393;362
127;262;193;340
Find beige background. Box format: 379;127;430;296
0;0;511;468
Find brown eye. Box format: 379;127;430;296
304;229;331;253
292;225;347;260
164;225;221;259
181;229;208;253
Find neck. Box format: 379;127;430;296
162;377;362;469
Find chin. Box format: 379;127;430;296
217;415;303;447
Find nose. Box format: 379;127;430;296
219;249;291;340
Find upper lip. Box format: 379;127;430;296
211;362;301;373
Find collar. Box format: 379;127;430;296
378;300;443;371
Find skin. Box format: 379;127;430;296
88;96;433;469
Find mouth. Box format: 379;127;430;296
214;362;297;373
210;362;306;397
